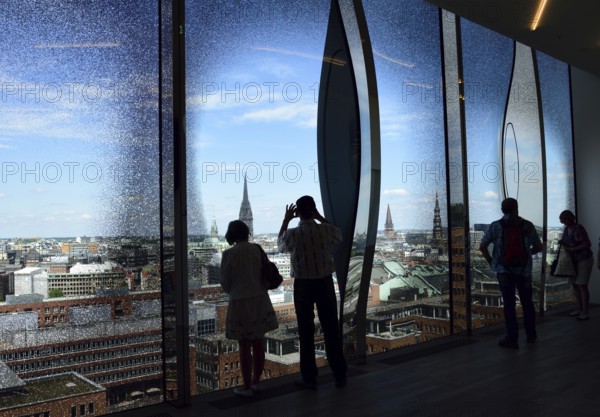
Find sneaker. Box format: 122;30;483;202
576;314;590;321
233;387;253;398
498;338;519;349
294;378;317;390
251;383;260;392
568;310;581;316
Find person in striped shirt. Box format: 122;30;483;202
278;195;347;389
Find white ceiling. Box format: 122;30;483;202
425;0;600;78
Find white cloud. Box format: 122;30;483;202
471;199;496;208
373;49;414;68
187;91;242;111
35;42;121;49
32;188;46;193
0;193;5;198
547;171;571;180
257;60;298;79
251;46;325;66
483;191;499;199
379;111;427;142
383;188;409;197
0;105;109;144
239;103;317;128
81;214;92;219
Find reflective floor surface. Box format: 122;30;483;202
116;305;598;417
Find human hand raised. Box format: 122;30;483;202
313;210;324;222
313;209;330;224
284;204;297;222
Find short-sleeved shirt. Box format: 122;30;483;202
277;219;342;279
480;214;542;276
561;224;593;262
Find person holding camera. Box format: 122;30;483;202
277;195;347;389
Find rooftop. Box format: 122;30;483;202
0;372;104;410
0;361;25;393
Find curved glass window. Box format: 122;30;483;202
185;0;329;393
441;10;470;334
364;0;449;353
1;0;163;413
501;42;545;311
537;52;575;310
462;20;514;329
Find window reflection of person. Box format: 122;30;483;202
558;210;593;321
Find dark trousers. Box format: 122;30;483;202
293;275;347;382
497;272;537;341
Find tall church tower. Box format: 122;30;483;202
238;176;254;237
210;218;218;238
432;190;443;247
384;204;395;237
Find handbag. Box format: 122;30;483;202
256;244;283;290
551;245;576;277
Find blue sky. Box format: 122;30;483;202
1;1;159;238
0;1;573;239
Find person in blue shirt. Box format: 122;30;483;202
479;198;543;349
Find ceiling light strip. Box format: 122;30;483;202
531;0;549;31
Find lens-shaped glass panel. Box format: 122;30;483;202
537;52;575;310
462;20;513;330
363;0;448;353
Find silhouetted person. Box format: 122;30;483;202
559;210;593;320
220;220;278;397
480;198;543;349
278;195;347;388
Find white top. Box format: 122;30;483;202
220;242;265;300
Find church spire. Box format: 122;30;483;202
210;217;218;238
384;204;395;237
238;176;254;237
432;190;443;245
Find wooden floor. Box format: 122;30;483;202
116;305;598;417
